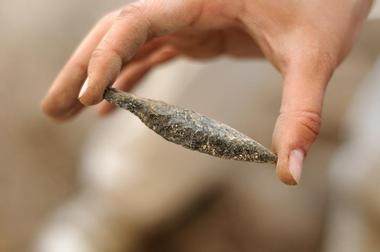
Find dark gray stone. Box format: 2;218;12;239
104;88;277;164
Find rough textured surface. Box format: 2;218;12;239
104;88;277;164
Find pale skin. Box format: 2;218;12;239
41;0;373;185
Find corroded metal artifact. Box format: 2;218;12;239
104;88;277;164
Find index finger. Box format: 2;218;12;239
77;0;204;105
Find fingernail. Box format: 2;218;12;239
289;149;304;184
78;77;89;99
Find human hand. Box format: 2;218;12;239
41;0;373;185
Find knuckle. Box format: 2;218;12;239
118;1;152;35
90;45;123;66
299;113;321;137
280;110;321;137
119;1;147;19
296;111;321;137
89;48;106;66
91;47;105;60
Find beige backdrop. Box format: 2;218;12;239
0;1;379;251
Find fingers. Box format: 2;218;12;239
273;57;335;185
78;0;205;106
41;12;117;120
77;3;157;105
78;2;175;105
43;0;205;119
97;46;179;115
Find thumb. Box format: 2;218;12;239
273;60;334;185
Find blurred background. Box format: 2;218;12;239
0;1;379;252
